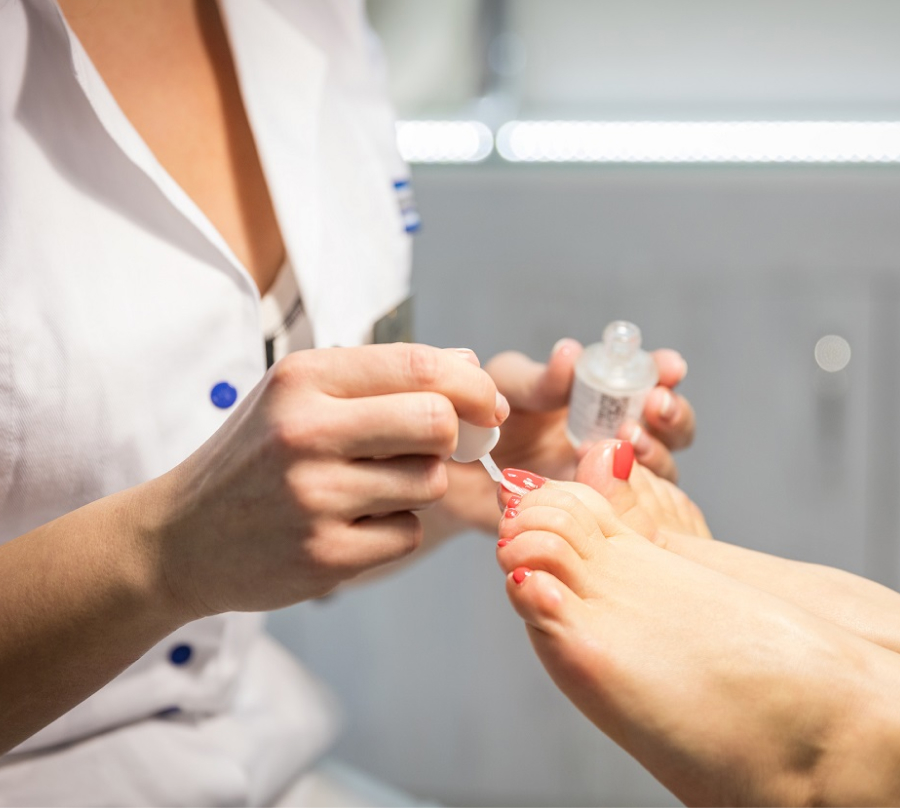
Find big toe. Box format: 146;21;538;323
575;440;656;539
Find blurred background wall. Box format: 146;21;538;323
268;2;900;805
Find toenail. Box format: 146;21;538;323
502;468;547;492
613;441;635;480
497;538;510;548
506;495;522;508
512;567;532;585
504;508;518;519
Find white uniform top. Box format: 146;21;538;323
0;0;413;803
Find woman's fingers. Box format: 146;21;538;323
280;343;507;426
331;392;460;459
616;420;681;484
651;348;688;389
645;350;696;453
164;344;512;615
643;386;696;452
337;512;425;573
341;456;449;519
485;339;583;413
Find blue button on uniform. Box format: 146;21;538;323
169;644;193;665
210;381;237;409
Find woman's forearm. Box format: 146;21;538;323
660;529;900;655
0;477;187;755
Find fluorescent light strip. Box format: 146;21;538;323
395;120;493;163
495;121;900;163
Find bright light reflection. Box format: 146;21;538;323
396;120;493;163
815;335;852;372
495;121;900;163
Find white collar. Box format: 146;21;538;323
48;0;330;311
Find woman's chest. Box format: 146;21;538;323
58;0;286;294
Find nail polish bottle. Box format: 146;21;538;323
566;320;658;448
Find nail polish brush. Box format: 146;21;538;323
452;422;529;497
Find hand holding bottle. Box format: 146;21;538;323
477;335;694;499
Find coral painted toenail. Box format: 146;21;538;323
512;567;532;585
497;539;510;548
502;468;547;491
506;495;522;508
504;508;518;519
613;441;635;480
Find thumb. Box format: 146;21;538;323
485;339;582;413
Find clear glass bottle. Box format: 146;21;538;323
566;320;658;448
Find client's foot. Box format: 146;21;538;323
496;481;880;806
574;439;712;542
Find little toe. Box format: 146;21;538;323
505;567;588;637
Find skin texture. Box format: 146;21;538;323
497;481;900;806
59;0;286;293
569;440;900;655
0;0;696;755
448;342;694;533
0;343;506;753
497;458;900;805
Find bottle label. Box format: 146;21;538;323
567;379;647;446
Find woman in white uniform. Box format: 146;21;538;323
0;1;695;804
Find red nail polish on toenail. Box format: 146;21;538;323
512;567;532;585
613;441;635;480
497;538;510;548
504;508;518;519
502;468;547;491
506;495;522;508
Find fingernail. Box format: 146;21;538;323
551;338;576;358
613;440;635;480
495;391;510;422
658;389;675;421
502;468;547;491
504;508;518;519
451;348;480;366
506;495;522;508
512;567;533;585
627;423;652;456
497;538;511;548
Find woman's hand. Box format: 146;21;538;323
438;339;693;533
152;343;506;618
0;343;503;753
486;338;694;484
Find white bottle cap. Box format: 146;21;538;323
452;422;501;463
